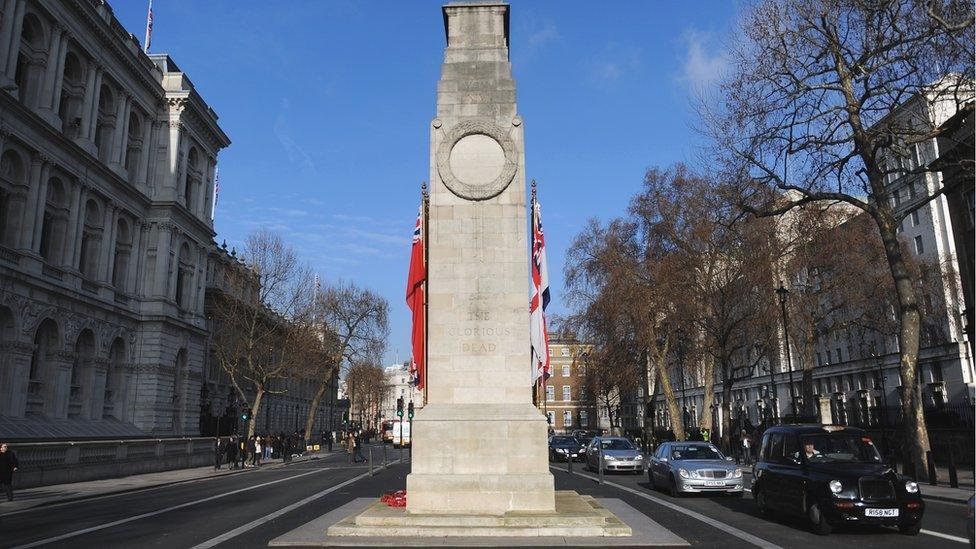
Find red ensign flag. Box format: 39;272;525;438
406;202;426;391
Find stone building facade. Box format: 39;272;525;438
379;362;424;423
0;0;229;439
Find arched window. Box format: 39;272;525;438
176;242;193;308
39;178;68;263
112;217;131;289
104;337;125;419
94;84;116;164
58;50;86;138
14;13;47;108
78;199;102;278
124;111;142;180
70;329;95;418
0;149;25;247
28;318;59;417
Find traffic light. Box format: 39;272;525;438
396;397;404;418
407;401;414;420
241;408;251;421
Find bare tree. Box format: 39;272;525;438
345;362;386;429
303;280;389;440
707;0;974;479
210;229;318;439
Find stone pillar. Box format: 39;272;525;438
45;350;74;419
48;28;69;120
83;66;103;150
89;358;108;420
153;223;173;298
76;62;97;145
817;395;832;424
131;221;148;295
0;0;18;78
406;3;554;516
110;93;130;169
0;341;32;417
202;157;215;223
2;0;24;82
99;202;117;283
28;157;49;253
38;24;65;116
136;118;154;189
60;180;82;269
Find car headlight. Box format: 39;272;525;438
556;448;567;453
732;468;742;478
905;481;919;494
635;455;643;460
604;455;617;461
678;468;690;479
829;480;843;494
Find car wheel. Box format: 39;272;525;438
898;522;921;536
808;503;833;536
669;475;681;498
755;488;770;517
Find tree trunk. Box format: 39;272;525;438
800;328;817;418
699;357;714;433
303;380;330;442
720;378;734;455
247;386;264;440
655;358;684;440
876;215;931;481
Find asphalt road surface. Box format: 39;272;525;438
0;446;969;548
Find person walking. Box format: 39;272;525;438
241;437;251;468
327;431;334;453
346;432;355;463
0;443;19;502
253;436;262;467
214;437;223;471
353;431;367;463
226;436;239;469
740;431;752;465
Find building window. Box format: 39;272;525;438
579;410;589;427
562;385;571;401
561;348;570;357
547;347;553;356
546;411;555;426
546;385;554;402
911;210;920;226
914;235;924;255
561;365;570;377
836;348;843;363
563;411;572;427
826;349;832;364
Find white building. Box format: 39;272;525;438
379;362;423;422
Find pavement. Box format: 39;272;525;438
0;445;970;549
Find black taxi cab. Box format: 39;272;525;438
752;424;924;536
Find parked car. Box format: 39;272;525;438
752;424;924;536
648;441;743;497
548;436;585;462
584;436;644;474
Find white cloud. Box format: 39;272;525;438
677;28;729;91
273;99;317;175
528;21;559;47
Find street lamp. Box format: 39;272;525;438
775;283;798;418
873;354;890;456
676;327;688;439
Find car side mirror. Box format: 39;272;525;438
726;457;734;462
660;457;668;463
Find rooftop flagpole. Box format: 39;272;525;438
143;0;153;53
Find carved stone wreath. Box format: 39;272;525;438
436;119;518;201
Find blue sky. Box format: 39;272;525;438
112;1;737;365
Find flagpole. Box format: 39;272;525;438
143;0;153;53
531;179;547;426
422;181;429;407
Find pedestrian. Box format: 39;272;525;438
740;430;752;465
253;436;262;467
239;437;248;469
214;437;223;471
226;436;238;469
354;431;367;463
327;431;334;453
0;443;19;502
346;432;355;463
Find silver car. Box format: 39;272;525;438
648;442;744;496
584;436;645;474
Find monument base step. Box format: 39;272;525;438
326;491;631;537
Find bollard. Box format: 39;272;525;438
948;448;958;488
926;450;937;486
369;446;374;476
383;443;388;469
598;446;605;485
567;453;573;475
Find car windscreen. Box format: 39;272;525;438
670;445;723;461
599;439;634;451
798;434;883;464
550;437;577;445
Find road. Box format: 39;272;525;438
0;446;969;548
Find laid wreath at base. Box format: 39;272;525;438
379;490;407;507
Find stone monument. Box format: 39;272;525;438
405;0;553;516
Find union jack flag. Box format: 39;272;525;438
144;0;153;53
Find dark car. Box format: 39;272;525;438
548;435;585;462
752;424;924;536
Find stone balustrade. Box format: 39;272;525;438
8;437;216;489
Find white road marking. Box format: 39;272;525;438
920;529;969;544
553;466;782;549
10;467;331;549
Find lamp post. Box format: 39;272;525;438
676;327;688;438
874;355;890;457
776;283;798;418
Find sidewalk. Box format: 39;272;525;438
0;450;337;517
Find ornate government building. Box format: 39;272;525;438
0;0;229;438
